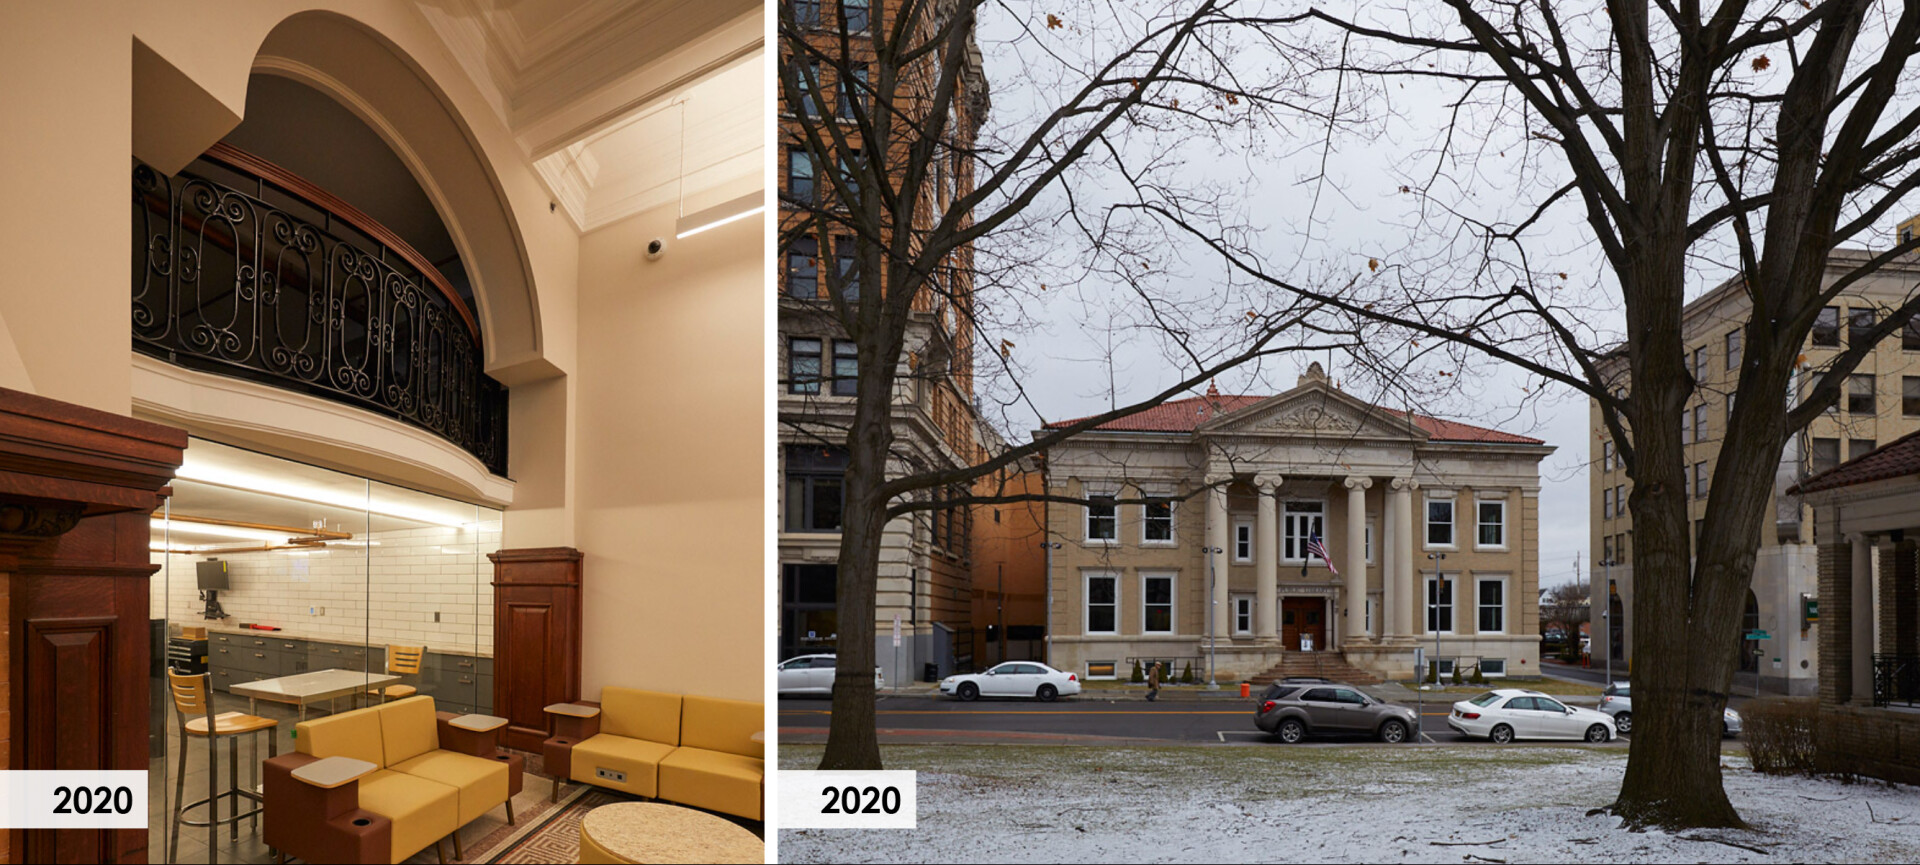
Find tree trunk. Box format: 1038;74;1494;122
818;336;901;771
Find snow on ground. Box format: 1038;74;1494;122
778;745;1920;863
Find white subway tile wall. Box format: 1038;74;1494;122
152;520;502;654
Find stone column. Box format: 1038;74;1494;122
1344;476;1372;644
1382;480;1397;639
1391;476;1419;639
1852;533;1875;704
1254;475;1280;641
1207;477;1231;639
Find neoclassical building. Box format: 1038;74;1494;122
1041;365;1553;683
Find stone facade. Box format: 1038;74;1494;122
1041;366;1552;684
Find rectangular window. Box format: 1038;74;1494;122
838;65;868;119
1142;574;1174;634
834;235;860;301
787;337;822;394
1086;661;1116;680
1851;307;1878;346
1477;578;1505;634
795;62;822;116
1602;535;1614;562
1680;406;1693;444
1905;313;1920;351
1692;346;1707;380
785;236;818;299
832;340;858;396
838;150;863;205
1085;574;1117;634
1694;405;1709;442
1849;374;1876;414
1142;500;1174;544
1233;596;1252;635
1476;500;1505;548
1426;497;1455;547
842;0;870;31
1905;376;1920;416
1282;500;1326;561
1810;437;1841;475
787;147;815;202
1365;522;1375;564
1850;438;1878;462
1480;658;1507;677
783;445;847;532
1602;487;1614;521
1681;471;1690;501
1601;440;1613;472
1694;461;1709;500
1426;575;1454;633
791;0;822;26
1725;329;1742;370
1085;496;1117;542
1813;306;1840;347
1233;518;1254;562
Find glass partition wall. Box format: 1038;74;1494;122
148;438;500;864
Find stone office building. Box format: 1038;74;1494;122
1041;366;1553;684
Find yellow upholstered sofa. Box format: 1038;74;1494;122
264;696;519;864
543;688;763;820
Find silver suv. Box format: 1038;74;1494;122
1254;681;1419;743
1598;681;1742;737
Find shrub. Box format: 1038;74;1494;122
1424;660;1439;684
1180;662;1195;684
1469;665;1487;685
1131;660;1144;683
1745;697;1819;776
1451;666;1464;685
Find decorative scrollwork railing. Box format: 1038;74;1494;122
1873;654;1920;708
133;143;507;475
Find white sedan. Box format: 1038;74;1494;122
940;661;1081;702
776;654;883;696
1448;689;1617;743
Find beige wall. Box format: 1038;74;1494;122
573;202;765;703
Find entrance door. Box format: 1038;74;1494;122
1281;598;1326;651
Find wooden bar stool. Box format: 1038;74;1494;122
168;670;278;865
368;644;426;704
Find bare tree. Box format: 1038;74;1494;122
1133;0;1920;829
1540;580;1592;659
777;0;1340;770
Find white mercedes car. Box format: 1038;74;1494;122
1448;688;1617;743
776;654;882;696
940;661;1081;702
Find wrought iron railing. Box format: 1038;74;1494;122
133;144;507;475
1873;654;1920;708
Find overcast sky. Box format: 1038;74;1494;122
961;2;1650;592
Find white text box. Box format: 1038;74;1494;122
0;771;148;829
779;770;917;829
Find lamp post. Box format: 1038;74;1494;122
1040;541;1061;666
1204;545;1224;690
1426;552;1447;683
1597;557;1615;688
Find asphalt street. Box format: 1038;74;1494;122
778;694;1491;745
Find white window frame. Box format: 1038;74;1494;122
1233;517;1254;563
1474;497;1508;551
1476;575;1508;635
1141;572;1177;635
1085;661;1118;681
1424;493;1457;550
1281;499;1328;565
1602;487;1614;521
1141;499;1176;546
1083;571;1119;635
1232;594;1253;636
1084;494;1118;544
1365;520;1376;565
1425;573;1456;634
1479;658;1508;678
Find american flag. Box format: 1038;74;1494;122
1306;533;1339;575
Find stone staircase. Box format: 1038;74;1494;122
1247;652;1381;686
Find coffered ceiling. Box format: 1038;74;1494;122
416;0;764;231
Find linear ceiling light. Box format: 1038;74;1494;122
675;192;765;239
174;463;473;528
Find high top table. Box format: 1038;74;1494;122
231;669;400;720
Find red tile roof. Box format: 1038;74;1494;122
1043;395;1544;444
1793;427;1920;494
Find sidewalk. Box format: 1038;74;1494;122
875;680;1598;705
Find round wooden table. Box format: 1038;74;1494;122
577;802;763;864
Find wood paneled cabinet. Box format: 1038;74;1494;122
488;547;582;752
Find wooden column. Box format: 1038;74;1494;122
489;547;583;753
0;387;186;864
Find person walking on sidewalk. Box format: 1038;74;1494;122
1146;662;1162;702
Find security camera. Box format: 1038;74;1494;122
646;238;666;260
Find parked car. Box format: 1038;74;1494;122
776;654;882;696
1254;681;1419;743
1598;682;1742;737
940;661;1081;701
1448;689;1616;743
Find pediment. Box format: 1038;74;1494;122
1197;383;1428;442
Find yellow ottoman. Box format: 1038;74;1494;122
575;802;761;864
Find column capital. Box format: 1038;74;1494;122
1343;476;1373;491
1390;476;1420;492
1203;472;1234;487
1253;473;1283;491
1846;532;1874;545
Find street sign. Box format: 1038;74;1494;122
1745;630;1770;640
892;614;902;648
1413;647;1426;679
